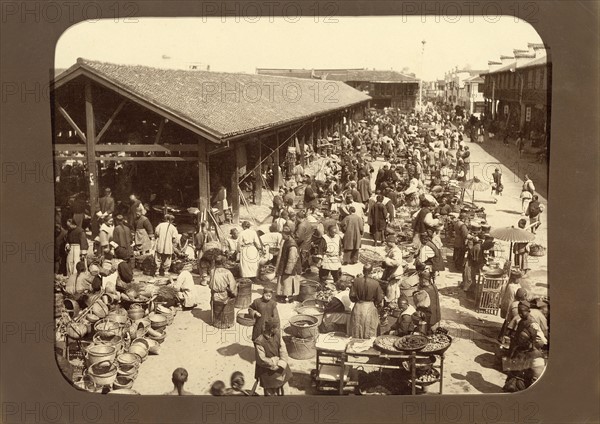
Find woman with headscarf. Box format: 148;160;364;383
238;221;264;280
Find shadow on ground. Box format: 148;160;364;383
450;371;503;393
216;343;255;363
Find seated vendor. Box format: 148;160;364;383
388;296;417;336
169;261;198;310
65;262;102;305
319;288;355;334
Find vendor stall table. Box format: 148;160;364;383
313;337;445;395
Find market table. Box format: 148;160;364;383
313;335;445;395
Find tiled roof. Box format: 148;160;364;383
464;75;484;83
480;54;549;76
257;68;418;83
322;69;418;83
55;59;371;140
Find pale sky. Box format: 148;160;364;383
56;16;543;80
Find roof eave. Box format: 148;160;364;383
51;64;225;144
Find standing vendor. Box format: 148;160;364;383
315;225;343;287
253;319;292;396
349;263;384;338
381;235;403;305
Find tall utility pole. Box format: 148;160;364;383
419;39;426;111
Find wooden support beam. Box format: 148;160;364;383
231;143;244;224
96;99;126;142
254;138;263;206
84;81;99;217
154;118;166;145
273;131;281;190
198;139;210;215
299;131;306;167
95;156;199;162
57;104;86;143
54;143;199;152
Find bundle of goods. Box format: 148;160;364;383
258;264;276;282
138;254;157;276
529;244;546;257
359;249;385;266
154;285;179;308
336;273;355;290
171;258;196;274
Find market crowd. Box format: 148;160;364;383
55;102;547;395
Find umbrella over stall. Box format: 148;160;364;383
459;177;489;203
489;226;536;261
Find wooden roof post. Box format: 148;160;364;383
273;131;281;191
299;128;306;167
84;80;99;218
254;137;262;205
198;137;209;217
231;142;244;224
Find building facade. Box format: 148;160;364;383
257;68;419;111
480;43;551;136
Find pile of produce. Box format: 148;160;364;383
420;333;452;353
315;287;335;303
371;267;384;281
412;368;440;385
394;335;429;351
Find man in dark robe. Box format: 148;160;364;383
294;211;314;274
113;214;133;268
357;174;372;204
254;319;292;396
368;195;388;246
453;213;469;271
340;206;364;265
303;176;318;209
276;229;301;302
127;194;142;230
349;264;384;338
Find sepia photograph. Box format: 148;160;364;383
50;15;551;397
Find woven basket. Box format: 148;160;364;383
359;249;385;266
529;244;546;257
236;311;255;327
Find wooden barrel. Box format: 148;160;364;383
234;280;253;309
298;280;319;302
285;336;316;360
212;300;235;329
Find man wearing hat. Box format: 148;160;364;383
112;215;133;269
154;214;179;276
382;234;403;303
275;228;301;303
340;206;364;265
462;234;484;296
315;225;343;287
253;318;292;396
453;213;469;271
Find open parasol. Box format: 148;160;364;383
459;177;489;203
490;226;536;261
